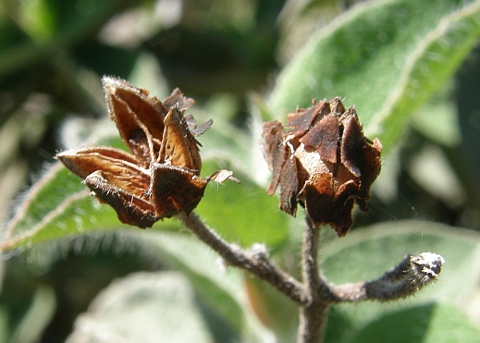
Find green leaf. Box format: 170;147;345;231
0;306;8;343
1;163;180;251
66;272;218;343
410;85;461;147
350;303;480;343
197;117;256;177
198;162;290;250
268;0;480;155
195;112;290;250
243;277;299;342
129;231;271;342
0;0;128;78
321;220;480;342
10;286;56;343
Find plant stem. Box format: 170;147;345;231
178;212;444;343
320;252;445;302
178;211;307;304
297;219;330;343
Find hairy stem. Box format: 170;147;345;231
320;252;445;302
178;211;307;304
178;212;444;343
297;219;330;343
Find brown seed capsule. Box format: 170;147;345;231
57;77;236;228
262;98;382;237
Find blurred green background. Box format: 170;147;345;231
1;0;480;342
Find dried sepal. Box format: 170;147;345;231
279;154;299;217
158;107;202;173
56;147;150;198
57;77;236;228
103;77;168;166
151;165;208;219
185;114;213;137
56;147;144;179
162;88;195;111
262;97;382;237
85;170;157;228
262;121;286;195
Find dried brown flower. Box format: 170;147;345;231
262;98;382;237
57;77;236;228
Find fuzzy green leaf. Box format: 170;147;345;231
198;162;290;250
350;302;480;343
129;231;271;342
1;163;175;251
66;272;218;343
268;0;480;154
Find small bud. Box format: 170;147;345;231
262;98;382;237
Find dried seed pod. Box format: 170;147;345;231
57;77;236;228
262;98;382;237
